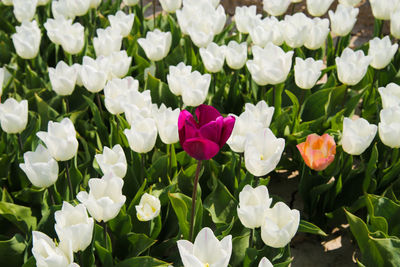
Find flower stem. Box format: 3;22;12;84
64;96;70;114
96;93;103;116
237;153;242;179
17;133;23;154
103;221;109;250
66;160;74;199
189;160;202;242
48;185;55;205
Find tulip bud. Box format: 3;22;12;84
370;0;398;20
181;71;211;107
36;118;79;161
249;16;284;47
104;77;139;115
95;144;127;178
12;20;41;59
378;106;400;148
80;56;108;93
247;43;294;86
12;0;37;23
124;117;158;153
159;0;182;13
153;104;180;144
237;185;272;229
177;227;232;267
19;145;59;188
259;258;273;267
122;90;153;124
66;0;90;17
306;0;334;17
263;0;291;16
329;4;359;37
297;133;336;171
244;100;275;128
368;36;398;70
294;57;323;90
234;5;261;34
261;202;300;248
224;41;247;70
178;105;235;160
167;62;192;96
52;0;74;19
378;83;400;109
282;13;312;48
304;18;330;50
55;202;94;252
199;42;226;73
138;30;172;61
108;11;134;37
335;48;372;86
338;0;361;6
0;98;28;134
342;117;377;155
244;128;285;177
391;10;400;39
106;50;132;79
93;27;123;57
32;231;78;267
123;0;139;6
77;173;126;222
49;61;78;96
135;193;161;221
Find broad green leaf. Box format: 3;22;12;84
126;232;156;257
168;192;191;240
0;234;26;267
0;202;37;234
115;256;170;267
298;219;327;236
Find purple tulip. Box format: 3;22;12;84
178;105;236;160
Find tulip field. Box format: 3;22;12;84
2;0;400;266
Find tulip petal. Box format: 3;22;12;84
195;104;221;127
199;117;223;144
219;116;236;148
183;137;220;160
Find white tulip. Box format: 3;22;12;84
342;117;377;155
1;0;13;6
294;57;323;89
338;0;361;6
124;117;158;153
138;30;172;61
261;202;300;248
177;227;232;267
19;144;59;188
246;43;293;86
391;10;400;39
199;43;226;73
135;193;161;221
282;13;312;48
368;36;398;70
12;20;41;59
95;144;127;178
370;0;399;20
12;0;37;23
153;104;180;144
122;90;153;123
249;16;284;47
73;63;83;86
329;4;359;37
32;231;78;267
181;71;211;107
335;48;372;86
259;257;273;267
93;27;122;57
108;11;134;37
304;18;330;50
80;56;108;93
89;0;101;9
159;0;182;13
66;0;90;17
244;128;285;177
77;173;126;222
36;118;78;161
123;0;139;6
167;62;192;96
378;83;400;109
378;106;400;148
104;77;139;115
224;41;247;70
263;0;291;16
306;0;334;16
234;5;261;34
105;50;132;79
55;202;94;252
52;0;73;19
49;61;77;96
237;185;272;229
245;100;275;128
0;98;28;134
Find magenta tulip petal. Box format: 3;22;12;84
199;117;224;144
219;116;236;148
183;138;220;160
178;110;196;142
185;118;200;140
195;105;221;127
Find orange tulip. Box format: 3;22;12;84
297;133;336;171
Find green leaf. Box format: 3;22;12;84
0;202;37;234
231;234;250;267
298;219;327;236
363;143;378;193
126;232;156;257
0;234;26;267
115;256;170;267
168;192;191;240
